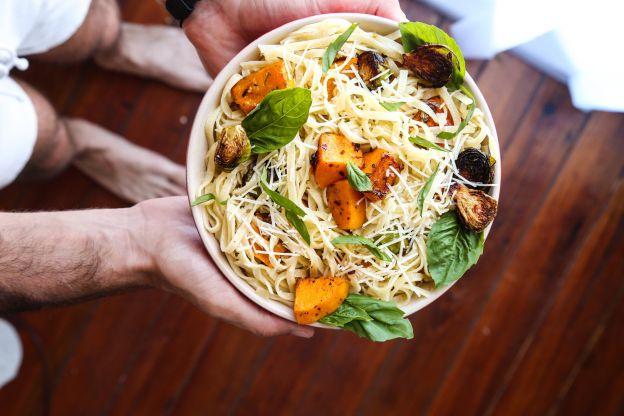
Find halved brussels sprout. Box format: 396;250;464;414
452;183;498;232
357;51;388;89
403;44;453;88
215;125;251;171
456;148;493;185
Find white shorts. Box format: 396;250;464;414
0;0;91;189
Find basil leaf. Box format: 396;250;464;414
426;211;484;286
437;86;476;140
285;210;311;245
417;166;438;215
259;171;305;216
191;193;227;207
409;136;450;152
346;162;372;192
322;23;358;74
379;233;402;255
399;22;465;88
319;302;371;327
242;88;312;154
259;171;310;244
379;101;406;111
332;235;392;262
321;294;414;342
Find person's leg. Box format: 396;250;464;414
14;79;186;203
31;0;211;92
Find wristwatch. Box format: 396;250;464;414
165;0;200;26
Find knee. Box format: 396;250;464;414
93;0;121;53
20;118;76;181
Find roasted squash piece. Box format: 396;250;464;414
362;149;404;201
294;276;350;324
313;133;363;188
250;222;286;267
231;61;290;114
327;180;367;230
326;57;358;100
414;96;454;127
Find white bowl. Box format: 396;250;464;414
186;13;501;326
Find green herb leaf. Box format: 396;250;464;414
260;171;305;216
426;211;484;286
320;294;414;342
332;235;392;262
399;22;465;88
242;88;312;154
259;171;309;244
437;85;476;140
346;162;372;192
191;193;227;207
379;101;406;111
285;210;311;245
409;136;450;152
379;233;402;255
417;166;439;215
322;23;358;74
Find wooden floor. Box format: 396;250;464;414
1;1;623;415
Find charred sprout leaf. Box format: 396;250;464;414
191;193;227;207
399;22;465;88
214;125;251;171
409;136;450;152
455;147;493;185
332;235;392;262
417;166;439;215
320;294;413;342
426;211;484;287
357;51;387;89
322;23;358;74
259;170;310;244
438;85;476;140
242;88;312;154
452;184;498;232
346;161;373;192
403;44;454;88
380;101;406;111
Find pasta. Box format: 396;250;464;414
196;19;492;307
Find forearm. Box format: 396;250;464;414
0;207;153;312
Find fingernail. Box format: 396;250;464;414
292;328;314;338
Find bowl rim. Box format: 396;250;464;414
186;13;502;328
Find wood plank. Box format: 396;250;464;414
425;112;624;415
486;180;624;415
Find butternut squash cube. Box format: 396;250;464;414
326;57;358;100
294;276;350;324
362;149;404;202
313;133;363;188
327;180;367;230
231;61;290;114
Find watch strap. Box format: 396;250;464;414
165;0;199;26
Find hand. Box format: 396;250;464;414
183;0;407;76
133;196;314;338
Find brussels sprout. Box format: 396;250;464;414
452;184;498;232
403;44;453;88
215;125;251;171
456;148;493;185
357;51;388;89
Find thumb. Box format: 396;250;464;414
374;1;408;22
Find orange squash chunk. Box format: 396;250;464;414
327;180;367;230
294;276;350;324
313;133;363;188
250;222;286;267
231;61;289;114
362;149;404;201
326;57;358;100
414;96;454;127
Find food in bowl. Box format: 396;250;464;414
192;18;499;342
